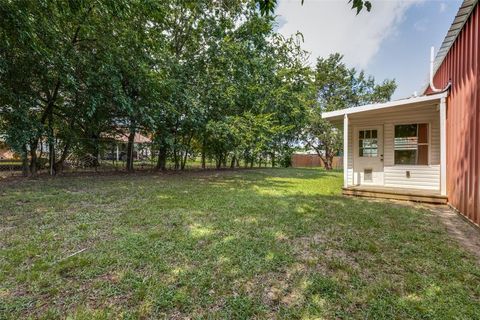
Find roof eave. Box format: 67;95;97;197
322;92;448;121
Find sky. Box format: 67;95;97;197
275;0;462;100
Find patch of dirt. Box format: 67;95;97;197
425;205;480;264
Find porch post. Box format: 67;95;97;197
440;97;447;196
343;114;349;188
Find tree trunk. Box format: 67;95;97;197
21;145;29;177
222;153;227;168
173;147;180;170
271;152;276;168
156;142;167;171
54;140;71;173
325;155;333;170
215;153;222;169
93;138;100;170
29;141;38;177
48;114;55;175
126;128;135;172
230;155;236;169
49;140;55;175
201;139;206;169
181;150;188;170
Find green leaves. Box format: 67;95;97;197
349;0;372;15
257;0;277;16
257;0;373;16
0;0;311;172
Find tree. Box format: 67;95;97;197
304;53;396;170
257;0;372;16
0;0;143;175
1;0;316;175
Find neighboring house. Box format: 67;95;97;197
323;0;479;226
0;141;15;160
102;132;152;161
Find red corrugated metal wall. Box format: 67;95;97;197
427;4;480;226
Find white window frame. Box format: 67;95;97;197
393;122;431;166
358;129;379;158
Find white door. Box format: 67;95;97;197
353;126;384;186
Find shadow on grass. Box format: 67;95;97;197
1;168;479;319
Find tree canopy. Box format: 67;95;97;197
0;0;314;175
1;0;391;176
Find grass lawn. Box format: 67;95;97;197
1;168;479;319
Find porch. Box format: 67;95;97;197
342;185;447;204
323;92;449;203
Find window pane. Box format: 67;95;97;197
359;130;379;157
418;145;428;165
395;150;417;165
395;124;417;138
394;137;418;150
418;123;428;144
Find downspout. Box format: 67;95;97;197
429;46;452;93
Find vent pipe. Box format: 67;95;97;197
429;46;442;92
429;46;452;93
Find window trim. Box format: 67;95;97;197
393;122;431;166
358;128;379;158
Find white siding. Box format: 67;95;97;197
347;103;440;190
384;165;440;190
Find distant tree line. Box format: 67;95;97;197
0;0;394;177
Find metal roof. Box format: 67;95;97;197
322;92;448;121
432;0;479;76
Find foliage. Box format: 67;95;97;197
304;53;396;169
256;0;372;16
0;0;312;175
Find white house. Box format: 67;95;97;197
322;92;448;204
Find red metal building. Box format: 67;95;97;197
426;0;480;226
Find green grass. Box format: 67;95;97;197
1;168;479;319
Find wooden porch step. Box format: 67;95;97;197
342;187;448;204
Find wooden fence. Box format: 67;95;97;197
291;154;342;169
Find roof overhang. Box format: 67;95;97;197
322;92;448;122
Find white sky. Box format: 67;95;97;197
275;0;425;68
274;0;462;99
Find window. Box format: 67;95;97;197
394;123;429;165
359;129;378;157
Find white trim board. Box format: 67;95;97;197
322;93;448;121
